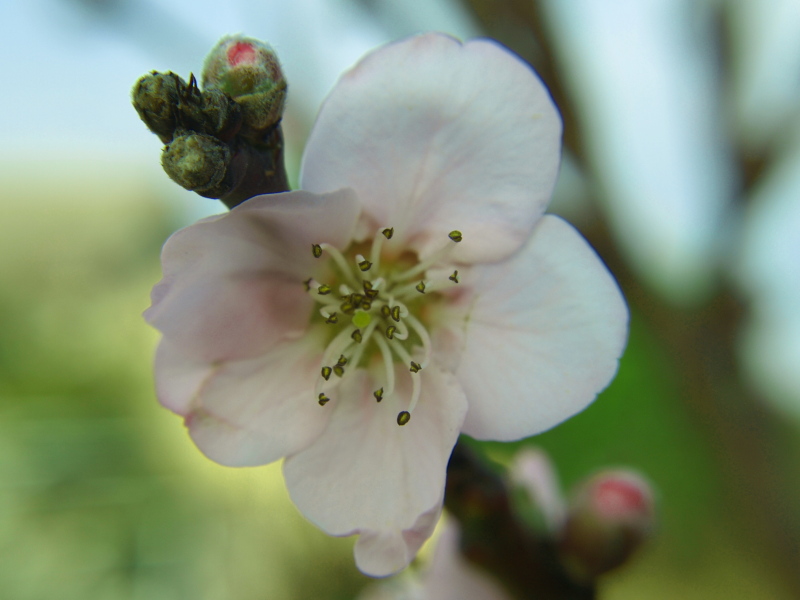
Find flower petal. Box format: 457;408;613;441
448;215;628;440
353;504;442;578
145;189;360;362
283;364;467;576
185;334;331;467
301;33;562;264
153;338;215;415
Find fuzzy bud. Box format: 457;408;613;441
132;72;182;143
161;132;232;197
201;35;287;136
558;470;655;582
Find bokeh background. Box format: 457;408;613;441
2;0;799;598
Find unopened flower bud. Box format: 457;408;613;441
132;71;181;143
161;132;232;197
202;35;287;135
558;470;655;583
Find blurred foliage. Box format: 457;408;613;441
0;165;369;600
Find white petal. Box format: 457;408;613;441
185;334;331;467
145;189;360;362
283;365;467;576
354;505;442;578
153;338;214;415
510;449;566;533
301;33;562;264
450;215;628;440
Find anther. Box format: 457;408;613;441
351;293;364;305
382;227;394;239
318;284;332;295
325;313;339;324
397;411;411;426
312;244;322;258
333;365;345;378
415;281;426;294
321;366;332;380
303;278;312;291
340;301;355;314
391;306;401;322
449;230;463;243
336;355;348;366
409;361;422;373
364;288;379;300
318;393;330;406
351;329;363;343
358;259;372;272
449;270;459;283
386;325;397;339
374;388;384;402
381;305;391;318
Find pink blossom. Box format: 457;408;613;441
145;33;628;576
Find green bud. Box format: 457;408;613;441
132;71;181;143
200;88;242;141
202;35;287;136
161;132;232;197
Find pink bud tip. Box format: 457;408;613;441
593;476;650;519
227;42;257;67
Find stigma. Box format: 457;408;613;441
305;227;462;426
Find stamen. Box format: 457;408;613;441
303;278;312;291
333;365;345;377
449;270;459;283
391;306;401;322
312;244;322;258
318;284;332;295
390;280;430;301
397;411;411;426
374;335;396;400
320;327;358;374
386;325;397;340
404;313;433;368
356;254;372;272
409;361;422;373
320;243;358;286
351;329;363;343
336;355;348;366
324;312;338;324
407;372;422;414
370;227;393;272
318;393;330;406
321;366;332;380
345;319;379;368
394;231;463;281
391;322;409;341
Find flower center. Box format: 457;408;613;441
306;227;462;426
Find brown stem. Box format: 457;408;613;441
445;442;596;600
221;126;290;209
